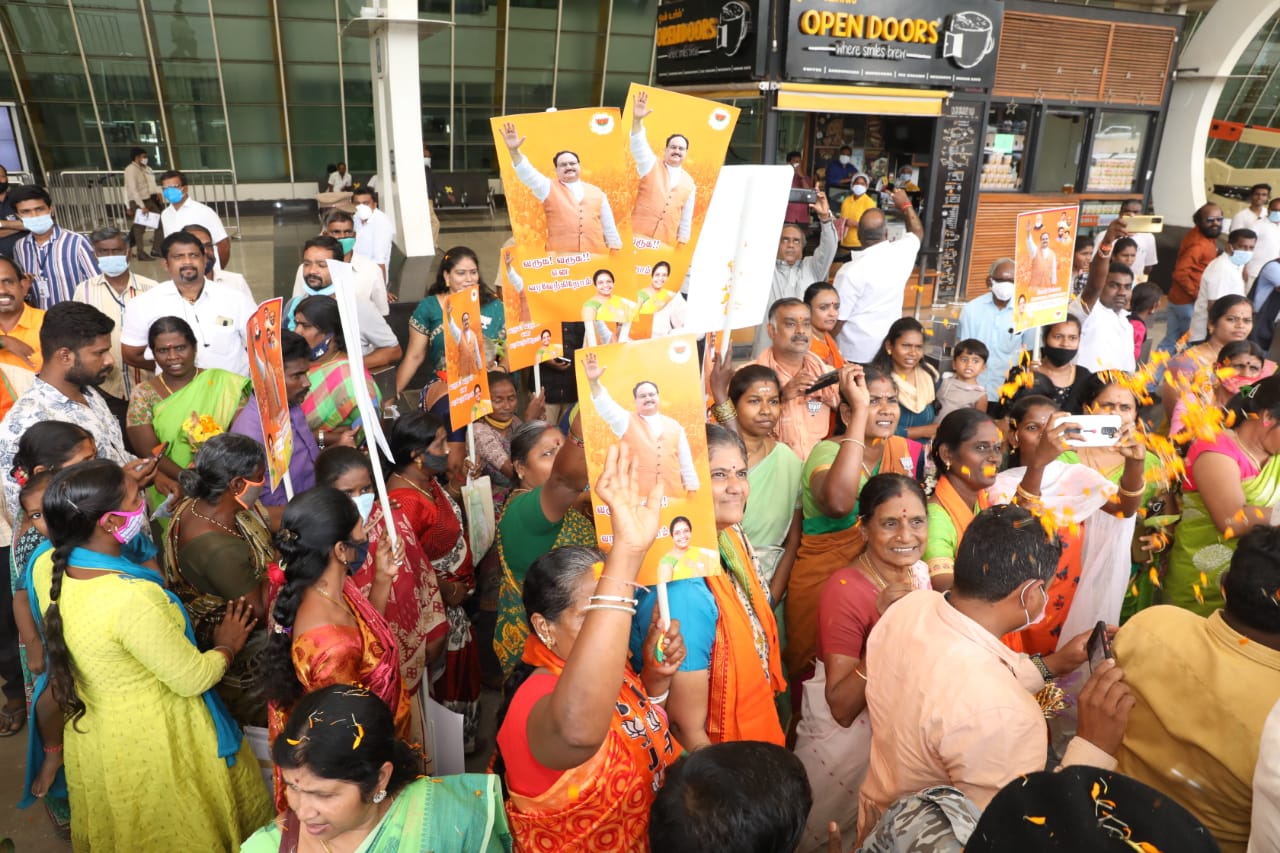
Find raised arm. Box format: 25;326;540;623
1083;217;1128;312
600;196;623;250
892;188;923;241
810;365;870;518
582;352;629;439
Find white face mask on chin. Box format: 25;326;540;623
1013;581;1047;633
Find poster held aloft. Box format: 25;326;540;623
246;298;293;495
443;285;493;432
1013;205;1079;342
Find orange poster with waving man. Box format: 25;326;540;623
574;335;718;587
491;108;634;363
444;284;493;431
623;84;738;341
247;298;291;490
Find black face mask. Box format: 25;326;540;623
0;182;9;194
1041;345;1077;368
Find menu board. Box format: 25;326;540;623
933;99;982;302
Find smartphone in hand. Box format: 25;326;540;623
1087;620;1113;673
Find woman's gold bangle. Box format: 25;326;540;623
711;400;737;424
841;438;866;450
1117;484;1145;498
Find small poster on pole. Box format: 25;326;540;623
443;284;493;431
1014;205;1079;333
246;298;291;491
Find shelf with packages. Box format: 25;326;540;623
980;130;1025;191
1086;153;1137;193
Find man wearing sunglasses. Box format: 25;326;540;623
1161;203;1224;354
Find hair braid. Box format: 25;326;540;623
43;541;86;727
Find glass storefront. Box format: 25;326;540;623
0;0;658;182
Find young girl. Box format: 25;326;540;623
873;317;937;440
1128;282;1162;364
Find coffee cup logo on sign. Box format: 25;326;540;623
716;0;751;57
942;11;994;69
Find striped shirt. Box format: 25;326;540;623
14;225;100;309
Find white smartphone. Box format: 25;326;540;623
1053;414;1122;447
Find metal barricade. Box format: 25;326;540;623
45;168;240;238
8;172;36;186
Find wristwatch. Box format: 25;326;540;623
1029;653;1054;683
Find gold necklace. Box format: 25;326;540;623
390;471;435;501
1231;429;1264;470
858;553;890;591
311;582;351;613
157;367;200;397
185;502;240;537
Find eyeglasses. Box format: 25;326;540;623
1204;217;1224;223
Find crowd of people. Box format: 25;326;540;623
0;147;1279;853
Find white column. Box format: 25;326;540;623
1152;0;1280;226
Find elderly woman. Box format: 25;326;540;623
793;473;932;852
243;685;509;851
633;424;786;751
164;434;275;726
496;445;683;851
32;460;271;849
262;486;410;810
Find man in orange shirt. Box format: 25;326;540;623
630;91;696;247
750;298;838;461
0;256;44;419
1159;203;1222;353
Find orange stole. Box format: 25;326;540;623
1003;524;1085;655
632;166;694;245
504;635;679;853
621;412;687;497
932;474;990;545
810;332;846;370
783;436;913;676
544;181;607;253
707;527;786;746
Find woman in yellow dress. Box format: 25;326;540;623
32;459;272;849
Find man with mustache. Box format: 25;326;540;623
749;297;838;460
289;209;390;316
1160;203;1224;353
119;231;256;376
287;237;401;369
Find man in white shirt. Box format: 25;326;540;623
119;231;255;376
957;258;1037;404
287;236;402;367
1246;198;1280;284
351;186;395;283
158;169;229;270
1075;217;1136;372
1229;183;1270;233
182;224;253;301
291;209;389;315
630;90;696;246
327;161;353;193
1190;228;1255;341
833;188;923;363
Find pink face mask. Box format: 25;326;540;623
1221;373;1258;395
100;503;146;544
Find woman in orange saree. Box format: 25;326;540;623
495;445;682;853
262;486;411;811
785;364;926;679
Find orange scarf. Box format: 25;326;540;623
707;526;786;746
933;474;990;542
1003;524;1085;655
504;634;679;853
810;332;846;369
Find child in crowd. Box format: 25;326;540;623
935;338;989;421
1128;282;1162;363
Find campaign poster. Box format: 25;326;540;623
490;108;634;353
444;284;493;431
496;245;542;370
574;335;718;586
246;298;291;490
683;165;793;335
623;84;739;343
1014;205;1078;333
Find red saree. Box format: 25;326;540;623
503;635;679;852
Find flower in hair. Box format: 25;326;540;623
266;561;286;586
272;622;292;636
10;465;27;487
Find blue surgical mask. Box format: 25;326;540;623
310;335;333;361
162;187;184;205
353;493;375;523
338;236;356;256
22;214;53;236
1269;211;1280;224
98;255;130;276
1230;250;1254;267
306;282;336;297
344;539;370;574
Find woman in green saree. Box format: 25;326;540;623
242;684;510;852
294;296;383;439
1166;373;1280;615
125;315;249;511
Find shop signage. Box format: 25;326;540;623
932;98;983;301
655;0;770;84
785;0;1004;88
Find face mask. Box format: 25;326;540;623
22;214;53;236
838;155;851;165
1014;581;1047;632
900;174;912;183
98;255;130;277
355;203;372;221
343;539;370;574
421;451;448;473
1221;373;1257;395
0;182;9;194
1041;345;1077;367
204;256;215;276
338;236;356;256
162;187;184;205
306;282;336;297
423;156;432;167
1230;250;1253;267
235;476;265;510
310;335;333;361
1269;212;1280;224
139;157;149;167
990;279;1016;303
851;184;867;197
353;493;375;523
101;504;147;545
